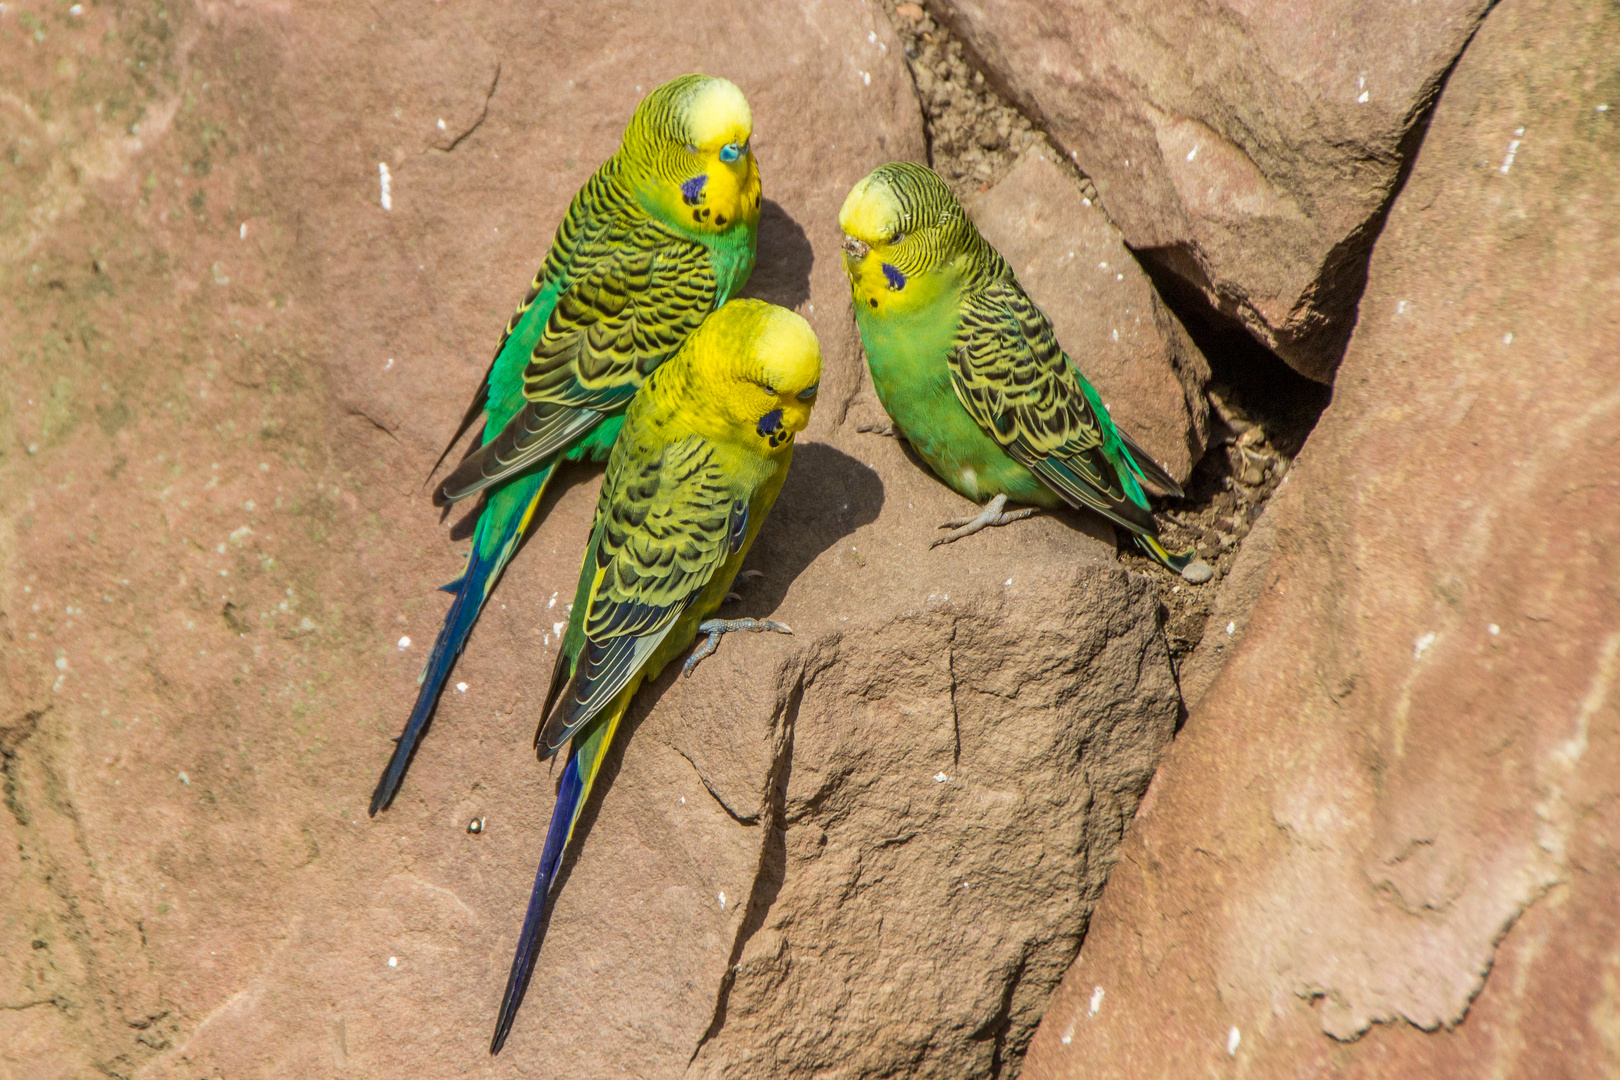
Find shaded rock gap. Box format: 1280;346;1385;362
948;619;962;768
675;744;761;827
688;666;804;1064
971;947;1031;1080
439;59;500;153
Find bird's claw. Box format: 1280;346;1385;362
723;570;765;604
857;422;898;438
931;494;1039;548
682;618;795;678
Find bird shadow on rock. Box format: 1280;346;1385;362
739;199;814;312
497;441;880;1020
735;440;884;614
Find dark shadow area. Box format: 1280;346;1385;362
1128;15;1468;465
736;441;884;613
739;199;814;311
1134;254;1333;464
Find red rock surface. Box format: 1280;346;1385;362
966;152;1209;484
929;0;1491;381
0;3;1198;1078
1020;0;1620;1075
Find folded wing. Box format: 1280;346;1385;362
436;207;719;505
947;281;1170;533
535;433;749;756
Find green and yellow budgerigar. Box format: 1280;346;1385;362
838;161;1210;582
490;298;821;1053
371;75;764;816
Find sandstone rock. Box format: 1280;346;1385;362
0;3;1179;1077
929;0;1492;381
1020;1;1620;1076
1172;499;1279;709
967;152;1209;484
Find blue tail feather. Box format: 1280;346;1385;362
369;466;552;816
490;752;585;1055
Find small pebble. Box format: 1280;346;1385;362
467;817;485;834
1180;559;1215;585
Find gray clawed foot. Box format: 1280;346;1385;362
931;494;1039;548
682;618;795;678
857;422;898;438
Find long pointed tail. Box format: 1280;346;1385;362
369;463;556;816
491;697;628;1055
1134;532;1213;583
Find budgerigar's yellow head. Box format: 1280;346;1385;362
622;75;761;240
838;162;978;316
676;299;820;454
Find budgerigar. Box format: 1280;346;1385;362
490;299;821;1053
371;75;763;816
838;162;1210;582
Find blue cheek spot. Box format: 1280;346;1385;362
720;143;741;163
882;262;907;291
757;409;783;437
681;175;708;205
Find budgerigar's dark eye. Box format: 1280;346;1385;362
720;142;742;163
757;409;783;437
890;231;904;245
796;383;819;402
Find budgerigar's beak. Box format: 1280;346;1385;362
841;235;870;262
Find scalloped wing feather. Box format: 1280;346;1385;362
534;434;744;756
947;281;1158;534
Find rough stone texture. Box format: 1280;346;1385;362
1020;0;1620;1075
928;0;1492;381
0;2;1180;1078
966;152;1209;484
1172;498;1278;709
684;557;1178;1080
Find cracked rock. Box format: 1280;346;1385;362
1021;0;1620;1075
927;0;1493;382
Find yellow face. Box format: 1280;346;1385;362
667;79;762;236
682;300;820;453
838;172;914;317
741;306;821;453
